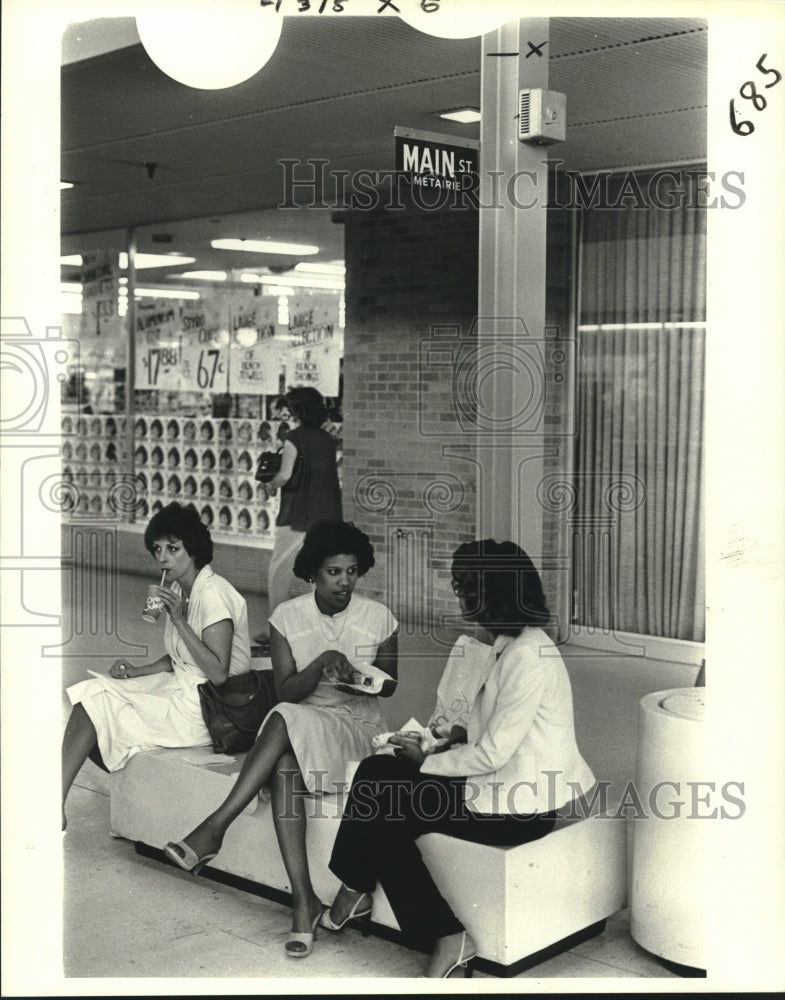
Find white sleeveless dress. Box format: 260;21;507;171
266;591;398;794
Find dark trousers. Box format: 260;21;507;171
328;754;556;950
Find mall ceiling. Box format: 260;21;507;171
60;14;707;282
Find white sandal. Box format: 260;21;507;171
285;904;325;959
321;889;373;933
430;930;477;978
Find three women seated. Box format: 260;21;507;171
62;502;594;978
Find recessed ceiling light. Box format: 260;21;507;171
176;271;228;282
212;238;319;256
438;108;482;124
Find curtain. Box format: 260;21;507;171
573;170;706;641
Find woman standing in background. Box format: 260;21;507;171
264;387;342;618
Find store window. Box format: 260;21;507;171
60;259;345;548
572;168;706;642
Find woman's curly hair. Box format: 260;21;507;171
293;521;375;580
285;386;328;429
143;501;213;568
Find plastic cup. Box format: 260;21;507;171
142;584;164;623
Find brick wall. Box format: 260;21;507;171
341;195;576;639
341;204;480;641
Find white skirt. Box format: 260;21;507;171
67;671;211;771
265;700;384;794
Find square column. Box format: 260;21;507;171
476;18;551;556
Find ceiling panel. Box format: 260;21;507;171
61;15;708;279
562;108;707;173
550;17;706;56
553;34;707;124
63;80;483;194
61;17;142;64
62;19;481;150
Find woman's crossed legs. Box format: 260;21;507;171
170;711;323;936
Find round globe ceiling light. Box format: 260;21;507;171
397;0;515;40
135;1;283;90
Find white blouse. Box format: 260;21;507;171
269;591;398;710
166;565;251;682
422;628;596;815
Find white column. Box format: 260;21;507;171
476;18;550;553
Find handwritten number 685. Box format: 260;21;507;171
729;54;782;136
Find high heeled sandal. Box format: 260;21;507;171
285;904;325;959
434;931;477;978
320;890;373;934
162;839;218;876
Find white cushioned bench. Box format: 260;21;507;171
109;744;628;976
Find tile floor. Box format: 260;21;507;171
63;781;681;984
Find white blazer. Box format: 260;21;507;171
421;628;596;815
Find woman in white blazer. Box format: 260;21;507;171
322;539;596;978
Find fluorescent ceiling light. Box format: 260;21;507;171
240;273;343;291
439;108;481;123
294;262;346;276
578;322;708;332
176;270;228;282
63;252;197;269
135;287;201;300
212;238;319;256
62;253;196;269
119;252;196;269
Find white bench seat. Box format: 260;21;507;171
109;746;628;975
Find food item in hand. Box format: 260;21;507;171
329;665;391;695
349;670;376;688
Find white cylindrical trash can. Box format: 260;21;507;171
630;687;707;971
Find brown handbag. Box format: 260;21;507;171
198;669;278;754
